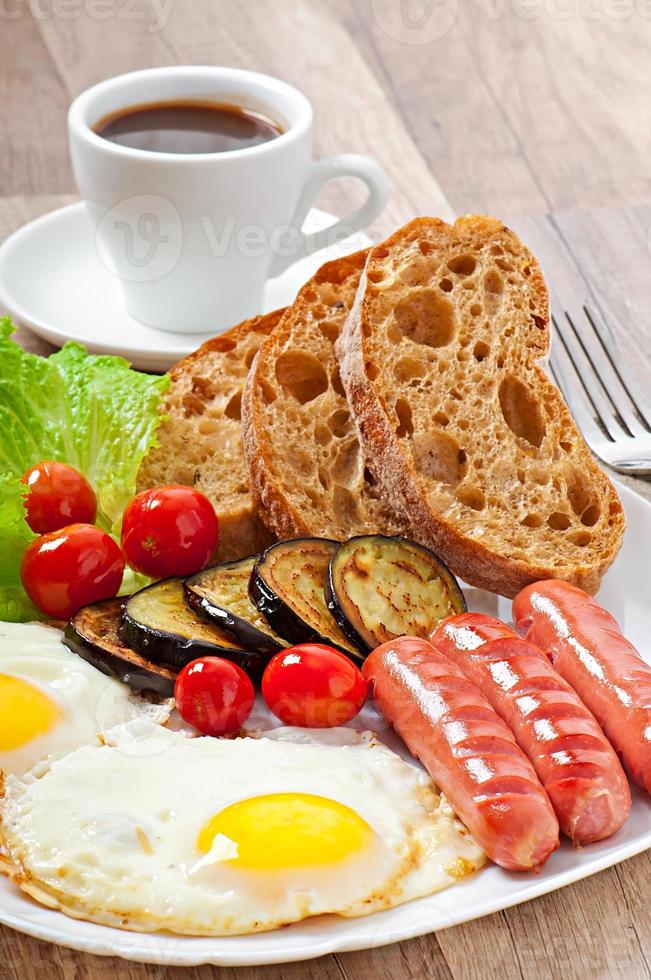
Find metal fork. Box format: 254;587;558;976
549;303;651;475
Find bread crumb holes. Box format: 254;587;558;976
548;512;572;530
484;269;503;294
413;430;465;486
498;375;546;448
394;289;456;348
328;409;350;437
275;351;328;404
394;357;426;382
581;504;601;527
224;391;242;420
456;485;485;511
395;398;414;437
521;513;544;528
448;254;477;276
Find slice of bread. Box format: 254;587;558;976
137;310;284;562
336;215;625;597
242;251;401;540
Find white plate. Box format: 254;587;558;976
0;204;371;371
1;480;650;966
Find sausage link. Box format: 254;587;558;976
513;579;651;794
430;613;631;843
363;636;559;871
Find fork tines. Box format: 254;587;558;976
549;303;651;474
550;305;651;440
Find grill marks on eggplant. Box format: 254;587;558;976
65;598;178;698
120;578;265;676
184;557;287;656
65;536;465;693
250;539;364;659
326;535;467;651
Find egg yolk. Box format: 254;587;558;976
0;674;62;751
197;792;372;870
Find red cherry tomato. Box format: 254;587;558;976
20;523;125;620
262;644;367;728
120;486;218;579
175;657;254;736
21;460;97;533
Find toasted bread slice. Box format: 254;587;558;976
336;216;625;597
137;311;284;562
242;251;401;540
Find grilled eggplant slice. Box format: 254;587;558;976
250;538;364;660
326;535;467;651
65;598;178;697
120;578;265;676
184;556;287;656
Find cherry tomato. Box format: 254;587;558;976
21;460;97;534
20;523;125;620
175;657;254;736
120;486;218;579
262;644;367;727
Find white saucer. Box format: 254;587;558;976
0;204;371;371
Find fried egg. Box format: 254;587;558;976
0;723;484;936
0;622;170;777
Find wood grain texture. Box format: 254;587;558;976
1;1;650;977
0;16;72;196
343;0;651;217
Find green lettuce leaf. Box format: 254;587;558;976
0;317;169;621
0;476;39;621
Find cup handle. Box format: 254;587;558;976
269;154;389;277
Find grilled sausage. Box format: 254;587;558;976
363;636;559;871
513;579;651;794
430;613;631;843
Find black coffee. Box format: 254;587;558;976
94;100;283;154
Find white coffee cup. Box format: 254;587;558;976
68;66;389;334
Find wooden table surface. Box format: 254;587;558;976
2;2;651;977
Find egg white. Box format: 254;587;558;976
0;722;484;936
0;622;170;777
